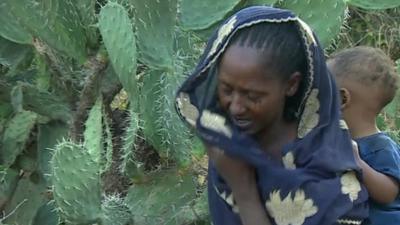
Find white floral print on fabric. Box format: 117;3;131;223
339;119;349;130
266;190;318;225
176;92;199;127
207;16;237;58
282;152;296;169
298;89;320;138
214;186;239;213
200;110;232;138
337;219;362;225
340;171;361;202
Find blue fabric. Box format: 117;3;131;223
356;133;400;225
175;6;369;225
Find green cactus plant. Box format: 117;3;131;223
277;0;347;48
3;176;48;225
120;108;141;175
179;0;242;30
0;2;31;44
51;141;102;224
3;0;87;63
125;169;197;225
37;122;68;185
132;0;177;70
101;195;134;225
84;97;103;163
99;1;138;103
345;0;400;9
1;110;37;167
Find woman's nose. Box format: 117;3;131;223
229;94;246;116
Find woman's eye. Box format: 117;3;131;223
220;86;232;95
247;93;261;102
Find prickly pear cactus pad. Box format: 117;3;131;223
99;2;138;101
125;169;197;225
345;0;400;9
132;0;177;69
0;2;31;44
84;98;103;163
1;110;37;167
179;0;242;30
3;0;87;62
246;0;278;6
101;195;134;225
278;0;347;48
51;141;102;224
37;122;68;185
3;177;48;225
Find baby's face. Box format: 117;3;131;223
217;44;289;136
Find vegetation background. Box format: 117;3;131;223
0;0;399;225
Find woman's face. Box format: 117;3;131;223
217;44;299;136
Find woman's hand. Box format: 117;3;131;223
206;145;256;197
206;144;272;225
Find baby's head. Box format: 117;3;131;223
328;46;398;117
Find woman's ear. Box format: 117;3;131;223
286;72;302;97
340;88;351;109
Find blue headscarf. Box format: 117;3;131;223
175;6;368;225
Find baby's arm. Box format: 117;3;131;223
207;145;272;225
352;141;399;204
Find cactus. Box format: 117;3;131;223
120;108;141;175
345;0;400;10
132;0;177;69
32;201;60;225
101;195;134;225
0;2;31;44
17;84;72;122
246;0;278;6
72;0;98;48
0;37;34;75
277;0;347;48
179;0;242;30
1;110;37;167
51;141;102;224
0;168;19;209
99;2;138;103
157;68;194;165
103;108;114;174
125;169;197;225
84;97;103;163
37;122;68;185
3;0;87;63
3;176;48;225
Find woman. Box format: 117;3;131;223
175;6;369;225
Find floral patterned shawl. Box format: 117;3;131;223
175;6;369;225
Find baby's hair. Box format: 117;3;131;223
224;22;308;121
329;46;398;108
